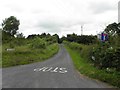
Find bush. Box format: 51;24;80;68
30;38;47;49
44;36;58;45
64;41;95;61
92;45;120;71
68;42;82;51
64;41;120;72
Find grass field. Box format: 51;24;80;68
2;43;59;67
65;46;120;88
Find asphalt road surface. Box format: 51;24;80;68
2;45;112;88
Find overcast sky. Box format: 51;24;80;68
0;0;119;37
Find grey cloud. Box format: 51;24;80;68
39;22;63;29
36;21;62;33
89;2;116;14
38;20;88;29
36;20;88;35
35;18;91;34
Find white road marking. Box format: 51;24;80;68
42;67;49;72
50;67;58;72
45;67;53;72
39;67;47;71
34;67;46;72
34;67;68;74
34;68;39;71
59;68;67;73
42;67;54;72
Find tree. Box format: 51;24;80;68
117;23;120;36
16;33;24;38
27;34;38;39
105;22;120;36
64;34;96;44
2;16;20;36
105;22;120;46
53;34;60;43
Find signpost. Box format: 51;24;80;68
97;32;108;42
101;32;108;42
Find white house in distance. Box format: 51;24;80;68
118;1;120;22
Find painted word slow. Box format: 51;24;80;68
34;67;67;73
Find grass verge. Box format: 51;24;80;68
2;43;59;68
65;46;120;88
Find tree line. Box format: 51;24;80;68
1;16;97;46
61;33;97;45
1;16;61;45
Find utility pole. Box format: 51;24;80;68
81;25;83;35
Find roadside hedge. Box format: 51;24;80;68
92;45;120;71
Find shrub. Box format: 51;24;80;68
69;42;82;51
30;38;47;49
44;36;58;45
92;45;120;71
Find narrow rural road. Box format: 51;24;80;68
2;45;112;88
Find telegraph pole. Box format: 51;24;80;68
81;25;83;35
